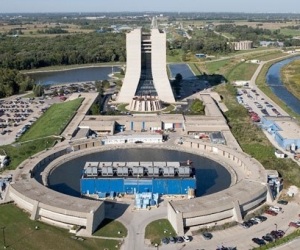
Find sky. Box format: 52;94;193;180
0;0;299;13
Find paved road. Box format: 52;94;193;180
111;198;300;250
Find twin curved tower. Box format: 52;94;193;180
117;24;175;111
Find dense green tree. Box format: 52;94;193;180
0;32;126;70
33;84;44;97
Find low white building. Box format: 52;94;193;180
102;134;163;145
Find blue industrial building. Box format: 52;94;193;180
261;117;300;150
81;177;196;196
80;161;196;196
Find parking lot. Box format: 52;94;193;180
0;96;59;146
236;87;287;120
157;200;300;250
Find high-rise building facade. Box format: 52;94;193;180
117;25;175;111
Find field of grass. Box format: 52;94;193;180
214;83;300;187
205;59;231;74
167;49;184;63
280;28;300;37
0;204;120;250
227;62;259;82
0;22;93;37
93;219;127;238
0;137;57;171
281;59;300;100
255;51;285;61
145;219;176;246
20;98;83;141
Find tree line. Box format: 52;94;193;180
0;68;34;98
0;32;126;70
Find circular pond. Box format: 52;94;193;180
47;148;231;198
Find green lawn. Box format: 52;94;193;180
20;98;83;141
93;219;127;238
0;204;121;250
205;59;230;74
145;219;176;245
0;137;57;170
227;62;259;82
280;28;300;37
256;51;285;61
167;49;184;63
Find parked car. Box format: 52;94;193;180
265;209;278;216
289;221;300;228
252;238;265;246
256;215;267;222
183;235;192;242
277;200;288;205
249;219;258;225
262;234;274;242
240;222;250;229
169;236;176;244
276;230;285;237
175;236;184;243
202;232;213;240
269;206;282;213
161;237;169;245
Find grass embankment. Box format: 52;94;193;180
0;138;57;170
0;98;83;170
227;62;259;82
215;83;300;187
281;59;300;100
93;219;127;238
20;98;83;141
0;204;120;250
145;219;176;245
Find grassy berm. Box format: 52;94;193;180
215;83;300;187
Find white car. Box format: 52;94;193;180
183;235;191;242
269;206;282;213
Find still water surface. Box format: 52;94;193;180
28;66;120;85
266;56;300;114
48;148;231;198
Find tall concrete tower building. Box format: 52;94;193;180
117;19;175;111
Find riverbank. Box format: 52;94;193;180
281;59;300;101
256;54;300;119
22;62;124;74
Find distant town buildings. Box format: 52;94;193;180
260;41;284;47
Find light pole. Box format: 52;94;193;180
275;223;278;231
1;227;6;249
154;243;159;250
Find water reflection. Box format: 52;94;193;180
48;148;231;198
266;56;300;114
